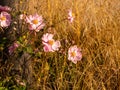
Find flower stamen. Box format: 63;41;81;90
71;52;76;57
48;40;54;45
32;19;39;24
0;16;6;21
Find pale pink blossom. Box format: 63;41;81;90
8;42;19;55
0;11;11;27
68;9;74;23
68;45;82;64
42;33;54;42
25;13;45;32
0;5;11;12
42;33;61;52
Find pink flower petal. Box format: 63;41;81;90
52;41;61;51
42;33;54;42
0;5;11;12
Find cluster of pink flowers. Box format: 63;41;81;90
41;33;82;64
42;33;61;52
8;42;19;55
1;5;82;64
25;14;45;32
0;5;11;27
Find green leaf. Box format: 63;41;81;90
18;37;23;43
26;47;33;54
0;87;7;90
19;86;26;90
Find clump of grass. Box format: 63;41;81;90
0;0;120;89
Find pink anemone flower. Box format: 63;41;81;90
68;45;82;64
42;33;61;52
25;13;45;32
0;11;11;27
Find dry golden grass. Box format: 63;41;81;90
0;0;120;90
26;0;120;89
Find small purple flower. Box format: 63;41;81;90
0;5;11;12
8;42;19;55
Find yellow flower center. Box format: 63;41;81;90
71;52;76;57
32;19;39;24
72;13;75;17
0;16;6;21
48;40;54;45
